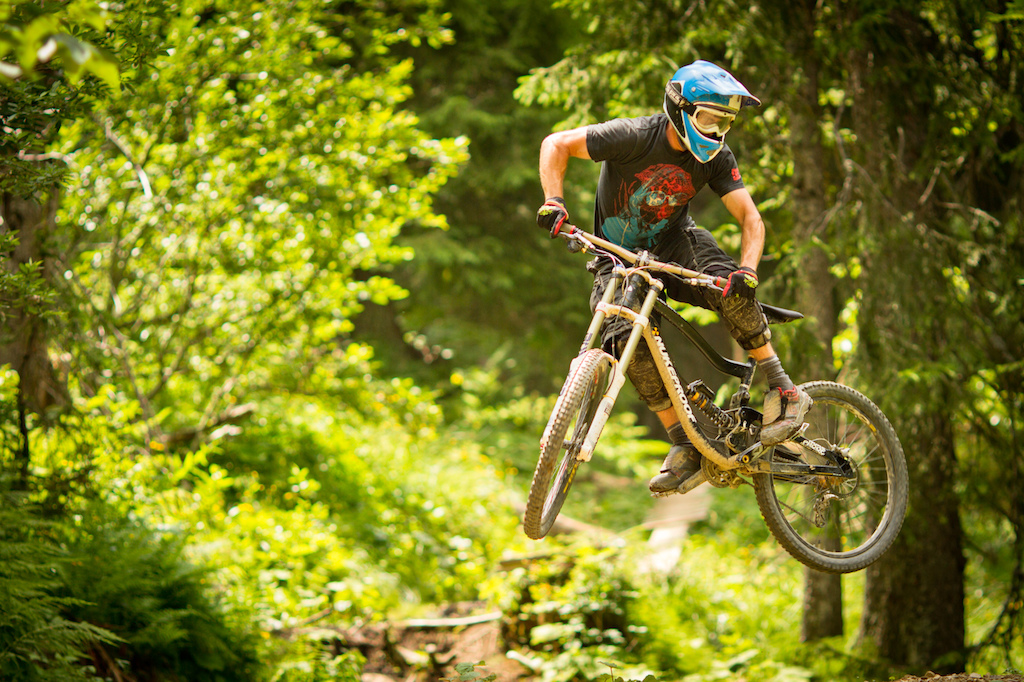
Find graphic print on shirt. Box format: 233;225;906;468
599;163;696;251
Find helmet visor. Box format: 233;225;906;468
690;106;735;136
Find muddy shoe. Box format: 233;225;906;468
761;386;813;445
648;444;702;493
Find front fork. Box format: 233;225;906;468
570;266;662;463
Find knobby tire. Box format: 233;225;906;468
753;381;909;573
523;349;613;540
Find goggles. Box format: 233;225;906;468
689;105;736;136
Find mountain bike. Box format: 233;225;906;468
523;226;908;574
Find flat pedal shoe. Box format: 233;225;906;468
761;387;813;445
649;444;702;493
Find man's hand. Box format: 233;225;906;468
722;266;758;300
536;197;569;237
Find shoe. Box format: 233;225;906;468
761;386;813;445
648;444;702;493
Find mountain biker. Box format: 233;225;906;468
536;59;812;494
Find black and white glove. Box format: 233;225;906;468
722;266;758;300
536;197;569;238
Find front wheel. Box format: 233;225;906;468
523;349;614;540
754;381;909;573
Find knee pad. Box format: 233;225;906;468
721;297;772;351
624;334;673;413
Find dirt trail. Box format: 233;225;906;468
342;615;1023;681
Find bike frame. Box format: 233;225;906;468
559;226;851;491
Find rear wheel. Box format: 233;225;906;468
523;349;614;540
753;381;908;573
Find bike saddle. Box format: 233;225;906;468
761;302;804;324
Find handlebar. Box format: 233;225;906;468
555;224;728;291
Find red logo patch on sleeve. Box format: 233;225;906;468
732;168;742;182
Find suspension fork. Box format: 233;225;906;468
574;268;662;462
565;267;621;380
579;269;623;355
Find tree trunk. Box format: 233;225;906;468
840;16;967;667
801;540;844;642
859;411;965;670
0;190;68;417
785;1;843;641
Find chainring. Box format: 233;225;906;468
701;455;744;488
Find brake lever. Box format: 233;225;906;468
559;224;588;253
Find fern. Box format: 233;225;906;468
0;492;118;682
54;502;263;681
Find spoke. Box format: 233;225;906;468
770;392;897;555
777;492;819;527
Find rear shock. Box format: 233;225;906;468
686;379;734;431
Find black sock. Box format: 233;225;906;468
666;421;689;447
758;355;794;392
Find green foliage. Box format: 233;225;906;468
495;546;655;681
46;370;520;673
624;535;813;681
8;0;513;677
55;503;263;681
363;0;594;391
3;367;521;678
53;0;467;443
0;235;56;327
0;490;117;682
689;485;773;549
453;375;664;533
442;660;498;682
0;72;83;202
490;534;849;682
272;650;364;682
207;383;518;609
0;380;261;681
0;0;118;87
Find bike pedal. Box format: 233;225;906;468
649;472;706;498
675;472;706;495
766;421;810;446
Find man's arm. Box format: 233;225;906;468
720;187;765;271
539;127;591;198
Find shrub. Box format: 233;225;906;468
0;489;115;681
55;502;263;682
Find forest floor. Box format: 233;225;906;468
345;496;1018;681
888;676;1023;682
338;612;1023;681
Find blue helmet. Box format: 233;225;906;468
664;60;761;163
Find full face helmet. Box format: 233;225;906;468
664;60;761;163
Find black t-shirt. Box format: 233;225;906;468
586;113;745;252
